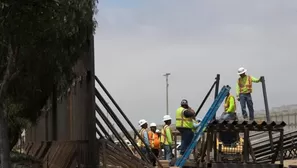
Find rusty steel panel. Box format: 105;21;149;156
35;141;52;160
72;79;88;141
44;142;77;168
26;142;43;157
47;109;53;141
25;49;96;142
36;116;46;142
98;139;153;168
25;142;33;155
56;97;69;141
25;76;93;142
23;36;97;167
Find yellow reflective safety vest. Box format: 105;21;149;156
176;107;193;129
160;125;172;145
224;95;236;113
238;75;252;94
136;128;147;147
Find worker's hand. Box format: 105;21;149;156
260;76;264;82
237;97;240;101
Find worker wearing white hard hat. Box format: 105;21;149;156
236;67;263;120
148;122;160;166
156;129;161;140
160;115;173;161
136;119;150;156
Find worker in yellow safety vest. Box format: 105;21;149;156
148;123;160;166
236;67;263;120
176;99;195;155
136;119;150;156
160;115;173;161
221;91;237;120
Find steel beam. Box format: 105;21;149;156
261;76;274;153
95;89;152;163
195;81;216;117
95;77;160;166
95;104;131;152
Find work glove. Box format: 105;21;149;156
260;76;264;82
237;97;240;101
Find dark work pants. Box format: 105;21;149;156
150;148;159;166
239;93;254;120
140;147;148;161
178;128;194;155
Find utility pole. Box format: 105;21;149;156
163;73;171;115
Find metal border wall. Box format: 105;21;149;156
25;35;97;167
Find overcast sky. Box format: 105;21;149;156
94;0;297;129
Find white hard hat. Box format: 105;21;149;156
238;67;247;75
156;129;160;133
150;123;157;127
163;115;172;122
138;119;147;126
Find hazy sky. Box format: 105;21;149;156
94;0;297;129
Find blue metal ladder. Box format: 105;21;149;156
175;85;231;167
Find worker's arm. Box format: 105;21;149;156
236;82;240;98
143;130;150;146
226;96;235;112
184;109;195;118
165;128;172;145
251;76;261;83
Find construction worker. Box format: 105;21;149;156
156;129;161;137
236;67;262;120
221;91;237;120
156;129;162;159
148;123;160;166
176;99;195;155
161;115;173;161
220;92;240;145
137;119;150;155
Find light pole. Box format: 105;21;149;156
163;73;171;115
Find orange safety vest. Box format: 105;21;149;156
238;75;252;94
148;131;160;149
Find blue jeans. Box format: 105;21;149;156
163;145;172;161
178;128;194;155
239;93;254;120
140;147;148;160
220;112;237;120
